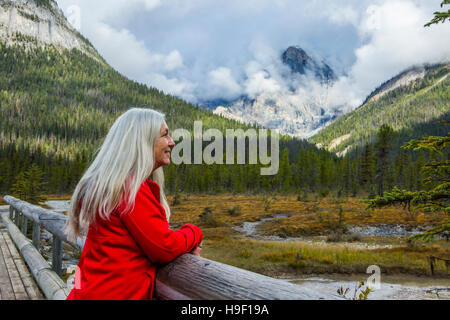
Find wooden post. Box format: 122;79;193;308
52;236;63;277
429;256;435;276
32;221;40;249
21;215;28;234
15;210;20;227
9;206;13;220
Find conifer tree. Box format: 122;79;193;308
374;124;395;196
279;147;291;193
424;0;450;27
364;125;449;241
11;164;47;204
360;144;375;191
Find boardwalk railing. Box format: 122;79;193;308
2;195;341;300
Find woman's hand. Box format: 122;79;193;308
190;242;202;256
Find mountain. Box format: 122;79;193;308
212;46;342;138
0;0;101;61
282;46;336;83
309;63;450;156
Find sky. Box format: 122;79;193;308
55;0;450;108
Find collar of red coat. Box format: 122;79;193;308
146;178;161;203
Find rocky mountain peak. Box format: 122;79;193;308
282;46;311;74
0;0;101;61
282;46;336;83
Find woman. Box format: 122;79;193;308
65;108;203;300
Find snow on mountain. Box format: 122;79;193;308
213;46;344;138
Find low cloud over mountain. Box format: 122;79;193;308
55;0;450;135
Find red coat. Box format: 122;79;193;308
66;179;203;300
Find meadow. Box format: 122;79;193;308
167;193;449;277
2;193;448;278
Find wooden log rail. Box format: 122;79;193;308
2;195;341;300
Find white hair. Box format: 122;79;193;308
65;108;171;240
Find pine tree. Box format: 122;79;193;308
364;126;449;241
424;0;450;27
394;148;409;189
374;124;395;196
360;144;375;191
279;147;291;193
11;164;47;204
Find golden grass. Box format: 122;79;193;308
167;193;449;277
200;234;449;277
168;194;447;236
3;192;448;277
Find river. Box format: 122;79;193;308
282;274;449;300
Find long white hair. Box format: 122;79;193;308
65;108;171;240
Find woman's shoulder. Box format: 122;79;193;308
115;179;163;216
142;179;161;203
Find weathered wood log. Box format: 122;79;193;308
4;196;84;251
155;254;342;300
1;213;70;300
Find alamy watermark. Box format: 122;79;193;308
366;265;381;290
171;121;280;175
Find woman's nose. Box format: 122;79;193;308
168;136;175;147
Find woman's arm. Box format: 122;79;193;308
119;189;203;264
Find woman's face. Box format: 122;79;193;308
153;121;175;171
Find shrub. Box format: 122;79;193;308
199;207;222;228
172;193;180;206
227;205;241;216
237;250;252;258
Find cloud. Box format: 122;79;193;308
343;0;450;103
55;0;450;109
94;23;152;77
327;6;359;26
145;73;196;100
207;67;242;99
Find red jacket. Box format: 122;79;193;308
66;179;203;300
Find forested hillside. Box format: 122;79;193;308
309;63;450;155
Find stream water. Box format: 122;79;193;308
284;274;449;300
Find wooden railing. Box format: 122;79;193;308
2;195;341;300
